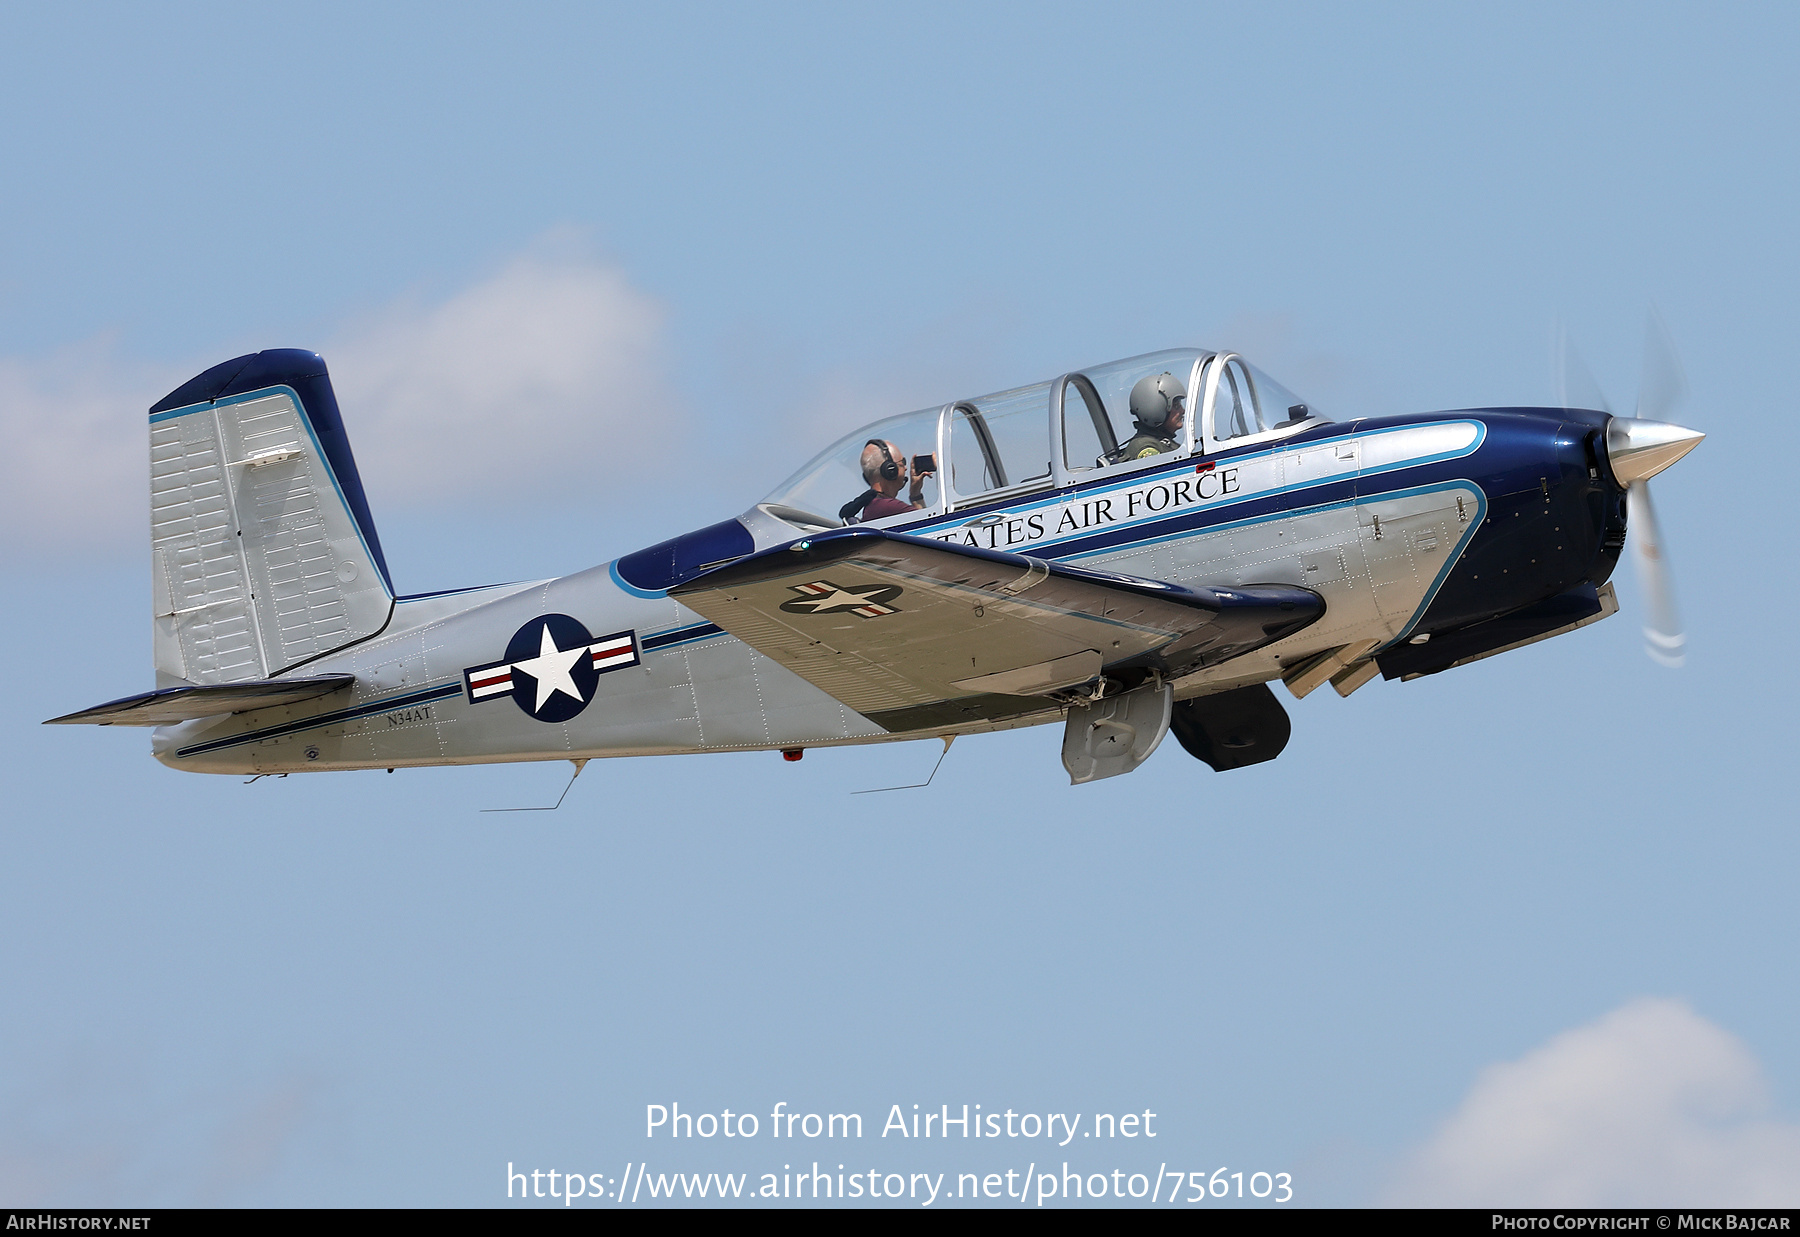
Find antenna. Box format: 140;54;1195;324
853;736;954;794
483;759;589;812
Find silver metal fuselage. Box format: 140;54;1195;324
155;410;1605;775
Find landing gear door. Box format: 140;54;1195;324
1061;682;1174;784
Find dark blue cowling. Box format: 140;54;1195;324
150;349;394;594
1395;410;1622;636
614;518;756;593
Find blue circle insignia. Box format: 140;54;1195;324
500;613;601;723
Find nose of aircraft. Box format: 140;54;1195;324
1603;416;1705;485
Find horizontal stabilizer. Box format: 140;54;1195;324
670;528;1321;733
44;674;355;726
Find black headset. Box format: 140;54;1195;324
870;439;900;481
839;441;900;522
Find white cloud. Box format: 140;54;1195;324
0;337;181;554
325;237;669;505
0;235;670;555
1386;998;1800;1207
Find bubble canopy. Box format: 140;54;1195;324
758;348;1325;530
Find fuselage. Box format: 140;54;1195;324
156;405;1622;776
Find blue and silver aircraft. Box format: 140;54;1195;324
48;342;1702;785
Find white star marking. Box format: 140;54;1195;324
510;623;587;713
792;585;881;612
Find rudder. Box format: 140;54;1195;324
148;349;394;686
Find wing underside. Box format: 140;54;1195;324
670;528;1321;733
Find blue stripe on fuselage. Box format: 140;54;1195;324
641;622;725;651
173;682;463;759
877;417;1487;565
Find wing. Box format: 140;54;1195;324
44;674;355;726
669;528;1321;733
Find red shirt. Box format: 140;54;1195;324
862;494;918;521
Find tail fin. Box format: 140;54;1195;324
149;349;394;686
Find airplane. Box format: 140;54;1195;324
47;338;1703;786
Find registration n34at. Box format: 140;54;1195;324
50;340;1703;785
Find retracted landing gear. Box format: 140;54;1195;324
1168;683;1292;772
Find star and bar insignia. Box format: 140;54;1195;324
778;579;902;618
463;614;639;723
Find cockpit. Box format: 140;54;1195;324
759;348;1327;531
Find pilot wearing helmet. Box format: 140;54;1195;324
1114;372;1188;461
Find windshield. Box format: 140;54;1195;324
1203;356;1327;445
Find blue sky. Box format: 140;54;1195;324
2;1;1795;1207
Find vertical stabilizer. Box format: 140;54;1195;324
148;350;394;685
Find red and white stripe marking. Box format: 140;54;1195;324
467;667;514;700
590;635;636;670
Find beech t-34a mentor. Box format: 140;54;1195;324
49;341;1703;785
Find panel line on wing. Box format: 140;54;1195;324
840;559;1182;636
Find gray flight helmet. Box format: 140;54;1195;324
1129;371;1187;430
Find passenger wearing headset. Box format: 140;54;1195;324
840;439;933;523
1113;372;1188;462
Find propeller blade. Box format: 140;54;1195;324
1559;313;1693;667
1627;480;1684;668
1636;304;1689;424
1555;324;1612;413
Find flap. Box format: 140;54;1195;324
670;528;1321;733
44;674;356;726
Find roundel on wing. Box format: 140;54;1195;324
502;613;602;723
